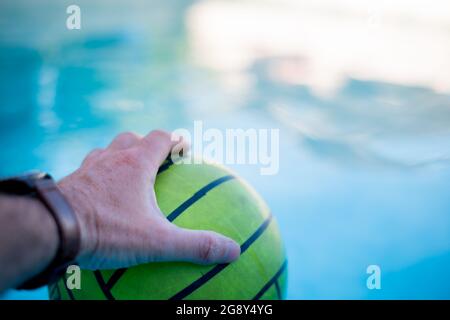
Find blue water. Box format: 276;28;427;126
1;1;450;299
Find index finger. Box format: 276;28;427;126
139;130;184;171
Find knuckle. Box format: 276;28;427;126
199;233;218;263
146;130;171;143
117;131;140;141
110;132;141;149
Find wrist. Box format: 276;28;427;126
58;177;98;262
0;172;83;289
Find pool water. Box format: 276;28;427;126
1;0;450;299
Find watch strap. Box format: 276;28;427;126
35;178;80;264
7;173;82;289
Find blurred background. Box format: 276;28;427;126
1;0;450;299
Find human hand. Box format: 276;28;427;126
58;130;240;270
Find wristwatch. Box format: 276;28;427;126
0;171;81;289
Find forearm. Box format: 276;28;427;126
0;195;58;291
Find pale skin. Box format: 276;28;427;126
0;130;240;291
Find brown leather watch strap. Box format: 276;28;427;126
35;178;81;265
16;174;81;289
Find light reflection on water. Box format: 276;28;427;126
1;0;449;299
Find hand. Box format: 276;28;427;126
58;130;240;270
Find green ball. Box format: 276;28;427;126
49;160;287;300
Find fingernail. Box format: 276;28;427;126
224;239;241;262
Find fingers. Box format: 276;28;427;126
139;130;183;169
170;135;190;162
156;223;241;265
107;130;187;170
108;132;142;150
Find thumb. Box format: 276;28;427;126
158;224;241;265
